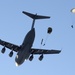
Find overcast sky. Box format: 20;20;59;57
0;0;75;75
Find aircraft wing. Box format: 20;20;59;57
0;39;20;52
31;48;61;54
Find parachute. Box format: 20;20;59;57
47;27;52;34
70;8;75;28
71;8;75;14
42;27;52;46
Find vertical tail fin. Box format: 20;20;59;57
22;11;50;29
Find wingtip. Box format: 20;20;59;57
59;50;61;53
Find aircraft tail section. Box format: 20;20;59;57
22;11;50;20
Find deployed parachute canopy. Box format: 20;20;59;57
47;27;52;34
71;8;75;14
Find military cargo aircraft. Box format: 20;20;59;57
0;11;61;66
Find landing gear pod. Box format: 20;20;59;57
39;54;43;61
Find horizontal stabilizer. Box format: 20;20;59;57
22;11;50;20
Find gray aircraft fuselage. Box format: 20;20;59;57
15;28;35;66
14;11;50;66
0;11;61;66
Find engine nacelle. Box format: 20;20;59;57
1;47;6;54
29;54;34;61
9;51;13;57
39;54;43;61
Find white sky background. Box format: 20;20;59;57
0;0;75;75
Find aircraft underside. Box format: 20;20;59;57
0;11;61;66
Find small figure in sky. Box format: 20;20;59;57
71;25;74;28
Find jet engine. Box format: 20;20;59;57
29;54;34;61
9;51;13;57
39;54;43;61
1;47;6;54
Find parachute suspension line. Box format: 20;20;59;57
43;34;49;46
70;13;74;26
70;8;75;28
71;15;73;25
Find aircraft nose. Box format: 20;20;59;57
15;62;20;67
15;59;27;66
